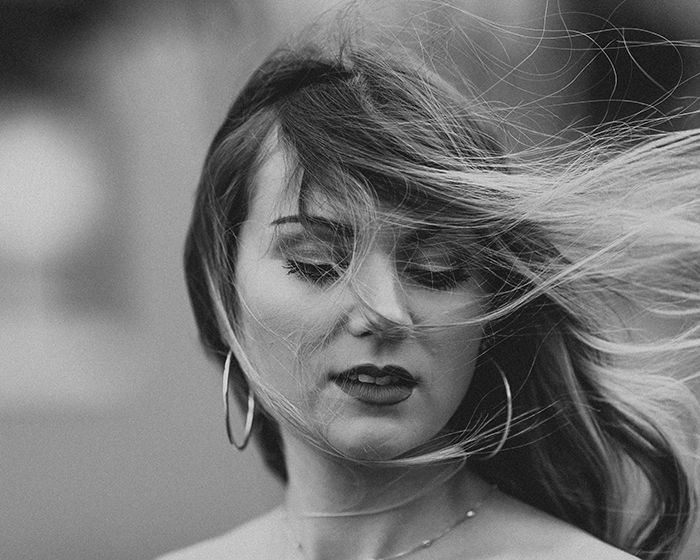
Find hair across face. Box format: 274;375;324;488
185;39;574;471
185;30;700;559
232;134;489;460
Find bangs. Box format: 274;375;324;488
274;133;492;288
270;54;507;279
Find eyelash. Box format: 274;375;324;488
283;260;341;285
403;267;471;290
283;260;470;290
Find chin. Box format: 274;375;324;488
324;422;427;462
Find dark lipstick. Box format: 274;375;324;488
332;364;417;405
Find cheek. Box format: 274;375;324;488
431;324;482;397
413;295;485;411
235;259;335;379
412;289;485;359
431;323;483;366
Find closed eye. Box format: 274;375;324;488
403;266;471;290
284;257;470;290
283;260;342;285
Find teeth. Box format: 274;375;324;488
337;371;407;386
354;374;396;385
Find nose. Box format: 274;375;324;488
346;251;413;339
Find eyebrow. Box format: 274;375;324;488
271;214;354;237
270;215;459;249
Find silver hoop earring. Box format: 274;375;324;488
483;360;513;460
223;351;255;450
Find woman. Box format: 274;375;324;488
167;22;700;560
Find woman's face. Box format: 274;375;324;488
233;141;486;460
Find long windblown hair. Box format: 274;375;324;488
184;21;700;560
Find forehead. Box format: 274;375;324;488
245;134;467;253
248;142;293;222
248;138;339;226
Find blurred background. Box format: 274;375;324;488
1;1;698;559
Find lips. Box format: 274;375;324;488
331;364;417;405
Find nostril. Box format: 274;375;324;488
347;307;412;341
346;254;414;337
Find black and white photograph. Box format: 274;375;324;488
2;1;699;559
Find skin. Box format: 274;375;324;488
233;138;487;462
159;133;640;560
158;498;640;560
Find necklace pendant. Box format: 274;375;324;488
288;485;498;560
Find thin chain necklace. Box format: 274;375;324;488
286;484;497;560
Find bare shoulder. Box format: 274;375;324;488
522;528;639;560
154;507;289;560
472;491;638;560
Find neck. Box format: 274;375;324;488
282;433;492;560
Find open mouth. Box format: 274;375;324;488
331;364;417;405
